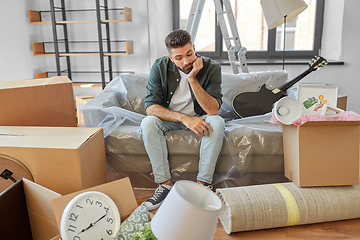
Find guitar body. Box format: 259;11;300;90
232;84;284;118
231;56;328;119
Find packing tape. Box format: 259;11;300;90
273;183;300;226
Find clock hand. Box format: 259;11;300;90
79;223;93;234
93;213;107;225
78;213;107;234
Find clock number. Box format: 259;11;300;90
104;206;109;213
76;204;83;209
68;224;76;232
73;236;81;240
95;201;102;207
106;229;113;235
69;213;78;222
86;199;94;205
107;217;113;224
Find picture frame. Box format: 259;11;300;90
297;84;338;115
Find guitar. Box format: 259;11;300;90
232;56;328;118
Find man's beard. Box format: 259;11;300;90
178;64;193;74
178;58;197;74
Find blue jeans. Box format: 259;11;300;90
140;115;225;184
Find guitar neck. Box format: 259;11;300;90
279;68;312;92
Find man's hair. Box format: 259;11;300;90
165;29;192;53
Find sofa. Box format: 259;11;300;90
79;71;290;189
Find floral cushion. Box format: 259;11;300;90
110;203;151;240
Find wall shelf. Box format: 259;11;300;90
32;41;134;56
29;0;134;89
36;70;135;88
28;7;132;24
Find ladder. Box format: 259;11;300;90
185;0;249;74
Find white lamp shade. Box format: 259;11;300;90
273;96;302;125
151;180;222;240
260;0;308;29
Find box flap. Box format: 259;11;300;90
23;178;61;239
0;126;102;149
0;180;33;239
301;121;360;127
0;76;71;90
52;177;138;230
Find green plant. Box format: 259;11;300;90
130;222;157;240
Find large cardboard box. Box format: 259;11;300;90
283;121;360;187
0;126;108;195
75;94;97;125
0;76;77;127
0;178;138;240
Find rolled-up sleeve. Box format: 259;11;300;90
205;64;223;109
144;62;164;110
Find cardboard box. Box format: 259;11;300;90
0;179;61;240
0;126;108;195
75;94;97;125
52;177;138;225
283;121;360;187
0;76;77;127
0;177;138;240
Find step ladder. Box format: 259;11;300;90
185;0;249;74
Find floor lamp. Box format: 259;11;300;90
260;0;308;70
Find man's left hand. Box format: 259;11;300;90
188;57;203;80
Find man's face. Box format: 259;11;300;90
168;43;197;74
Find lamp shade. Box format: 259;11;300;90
260;0;308;29
151;180;222;240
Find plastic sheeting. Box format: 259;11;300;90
79;71;290;189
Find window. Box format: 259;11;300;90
173;0;324;60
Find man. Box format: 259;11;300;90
141;29;225;211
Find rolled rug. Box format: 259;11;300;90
216;182;360;234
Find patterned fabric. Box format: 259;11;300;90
110;203;150;240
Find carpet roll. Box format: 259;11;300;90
216;182;360;234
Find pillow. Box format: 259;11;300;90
110;203;151;240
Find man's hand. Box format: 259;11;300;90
187;57;203;80
181;115;213;137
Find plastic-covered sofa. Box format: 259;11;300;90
78;71;290;189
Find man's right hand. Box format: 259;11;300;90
181;115;213;137
146;105;213;137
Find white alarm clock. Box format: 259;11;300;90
60;191;121;240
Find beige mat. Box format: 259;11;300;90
216;182;360;234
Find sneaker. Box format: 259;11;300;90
203;183;214;191
144;184;171;211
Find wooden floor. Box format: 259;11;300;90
134;189;360;240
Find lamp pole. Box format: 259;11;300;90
282;15;287;70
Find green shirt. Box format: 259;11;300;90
144;55;222;116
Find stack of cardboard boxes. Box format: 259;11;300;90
0;77;138;239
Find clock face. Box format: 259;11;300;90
60;191;121;240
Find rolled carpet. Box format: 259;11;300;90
216;182;360;234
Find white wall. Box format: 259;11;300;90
1;0;360;113
222;0;360;113
0;1;46;81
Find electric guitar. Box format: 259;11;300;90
232;56;328;118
